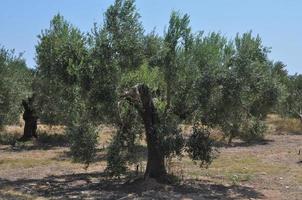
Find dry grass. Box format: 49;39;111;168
266;114;302;135
0;124;67;146
179;152;286;184
0;157;53;170
96;124;116;147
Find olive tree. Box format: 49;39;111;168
34;14;98;162
0;46;32;129
283;75;302;121
34;14;88;125
101;8;217;179
192;32;280;143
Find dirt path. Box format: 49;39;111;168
0;134;301;200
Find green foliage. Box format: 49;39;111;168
192;31;281;142
157;112;184;157
84;27;119;123
106;129;128;177
163;11;192;111
240;117;267;142
34;15;101;165
143;31;165;67
121;64;165;91
0;46;33;127
186;124;217;167
104;0;144;70
34;14;87;125
282;75;302;118
68;122;98;164
106;100;143;176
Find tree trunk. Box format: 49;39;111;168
228;133;233;145
19;97;38;141
228;125;239;145
124;84;167;179
165;83;171;114
298;113;302;124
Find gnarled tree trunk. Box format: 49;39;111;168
19;97;38;141
123;84;166;179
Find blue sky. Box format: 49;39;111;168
0;0;301;74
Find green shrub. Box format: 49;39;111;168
68;123;98;164
240;118;267;142
186;124;218;167
105;130;128;177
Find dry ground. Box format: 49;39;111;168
0;115;301;200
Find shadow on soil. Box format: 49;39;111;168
0;172;264;200
215;138;274;148
51;144;148;165
0;132;69;152
287;131;302;135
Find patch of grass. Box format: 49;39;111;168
227;174;252;185
296;174;302;184
0;157;53;170
290;168;302;184
182;153;286;184
213;155;285;175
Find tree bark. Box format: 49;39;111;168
19;97;38;141
228;124;239;145
228;133;233;145
298;113;302;124
123;84;167;179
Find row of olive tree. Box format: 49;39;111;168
259;60;302;121
16;0;287;180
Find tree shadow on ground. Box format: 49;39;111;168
286;131;302;135
0;132;69;152
52;145;148;165
52;148;108;163
215;138;274;148
36;132;69;146
0;171;264;200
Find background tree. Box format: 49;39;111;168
34;14;88;125
34;14;98;163
143;31;165;68
163;11;192;113
282;75;302;121
191;32;280;143
0;46;33;129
